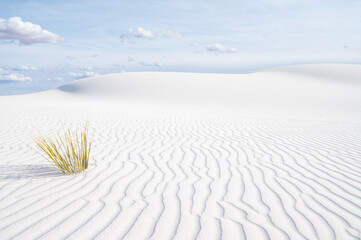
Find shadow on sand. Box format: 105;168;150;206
0;164;65;180
58;85;78;92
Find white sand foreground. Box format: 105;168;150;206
0;64;361;240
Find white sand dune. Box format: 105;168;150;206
0;64;361;240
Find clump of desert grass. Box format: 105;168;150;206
32;122;92;175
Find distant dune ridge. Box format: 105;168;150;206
0;64;361;239
54;64;361;118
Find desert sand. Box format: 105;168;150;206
0;64;361;239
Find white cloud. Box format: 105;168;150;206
79;66;93;70
70;72;99;79
139;62;163;67
161;30;181;38
12;65;38;71
120;27;181;41
69;65;93;71
128;56;135;62
47;77;63;81
0;17;63;45
121;27;155;40
206;43;238;54
0;73;32;82
131;27;155;39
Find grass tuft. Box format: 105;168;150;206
32;122;92;175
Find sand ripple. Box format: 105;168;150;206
0;104;360;240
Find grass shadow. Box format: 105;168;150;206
0;164;65;181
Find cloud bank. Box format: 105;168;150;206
47;77;63;81
69;65;93;71
12;65;38;71
139;62;163;67
206;43;238;54
0;73;32;82
70;72;99;79
0;17;63;45
120;27;181;41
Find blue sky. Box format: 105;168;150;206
1;0;361;95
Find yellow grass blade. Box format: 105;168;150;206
32;122;92;175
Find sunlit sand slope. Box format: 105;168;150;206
0;64;360;240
